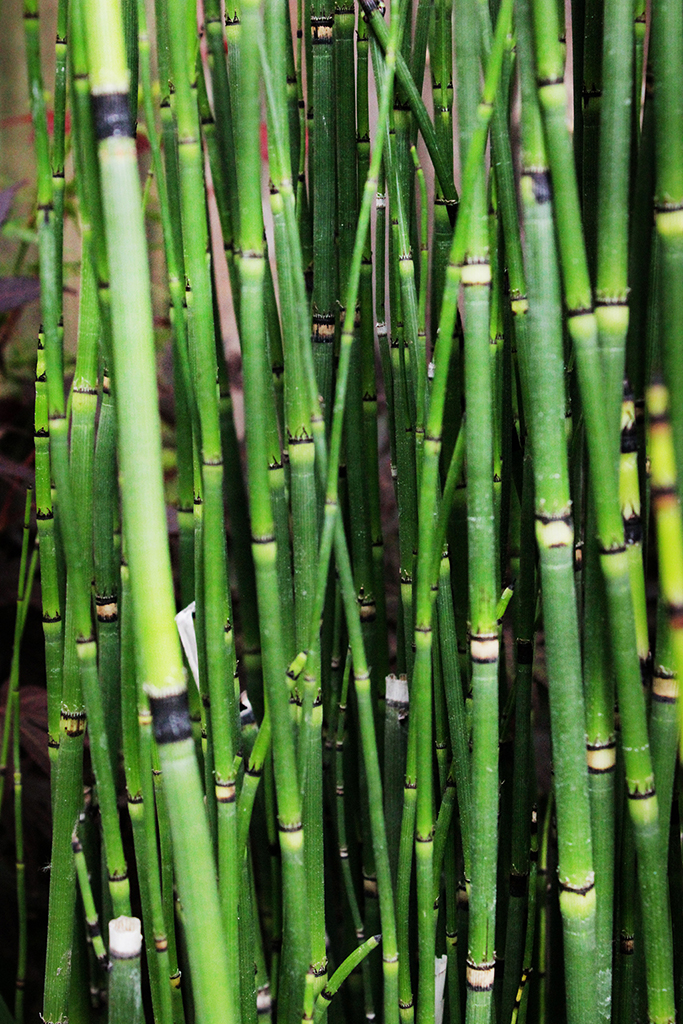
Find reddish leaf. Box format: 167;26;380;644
0;182;22;227
0;276;40;311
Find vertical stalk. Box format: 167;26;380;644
311;0;337;430
237;4;310;1021
84;0;235;1020
532;1;676;1018
518;4;598;1022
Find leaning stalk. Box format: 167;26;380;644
83;1;235;1020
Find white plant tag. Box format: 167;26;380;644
385;673;409;705
175;601;199;688
435;954;448;1024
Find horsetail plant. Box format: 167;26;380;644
8;0;683;1023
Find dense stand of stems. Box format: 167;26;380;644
16;0;683;1021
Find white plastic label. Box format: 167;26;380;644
385;673;409;704
175;601;199;688
435;954;448;1024
109;915;142;958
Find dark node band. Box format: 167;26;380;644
385;697;409;712
110;947;140;961
466;961;496;991
668;602;683;628
416;831;434;843
651;484;678;502
620;426;638;453
529;170;552;204
516;639;533;665
535;510;571;525
623;516;642;546
558;878;595;896
654;200;683;214
628;784;656;800
62;709;87;737
311;15;334;42
509;872;528;898
278;820;303;833
149;690;193;745
363;877;379;897
651;674;677;704
215;781;236;804
598;543;626;557
92;92;134;141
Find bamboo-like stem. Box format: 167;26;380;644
34;334;62;768
108;917;144;1024
261;17;409;1018
165;0;241;977
11;536;37;1024
42;589;86;1024
647;383;683;759
620;384;649;677
582;494;616;1024
136;0;196;628
500;454;535;1024
613;807;637;1024
335;650;376;1017
310;0;337;431
120;558;168;1024
595;0;633;466
313;936;382;1021
52;0;68;310
404;6;512;1024
357;14;389;689
24;0;62;427
333;517;399;1024
452;4;499;1020
649;600;678;849
581;0;602;275
150;744;186;1024
517;3;598;1021
359;0;458;214
512;806;538;1024
0;493;35;1024
532;2;677;1019
652;0;683;483
626;68;654;438
84;1;235;1020
237;3;311;1020
72;831;109;974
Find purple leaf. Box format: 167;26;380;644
0;276;40;311
0;182;22;228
